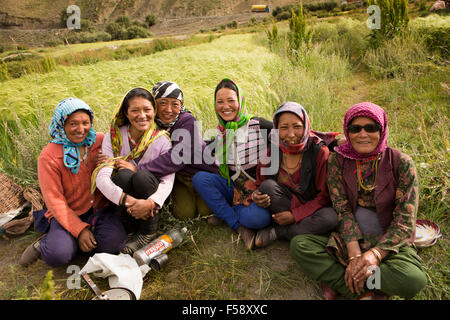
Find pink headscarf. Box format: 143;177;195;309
335;102;388;161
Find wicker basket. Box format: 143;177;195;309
0;172;28;227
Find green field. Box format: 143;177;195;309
0;12;448;300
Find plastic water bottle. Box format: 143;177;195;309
133;227;187;266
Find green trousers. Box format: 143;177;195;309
290;234;427;299
172;171;211;220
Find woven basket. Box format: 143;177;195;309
0;172;28;226
0;173;45;236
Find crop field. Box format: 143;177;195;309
0;10;448;301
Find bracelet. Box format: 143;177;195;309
370;248;382;263
348;254;361;262
121;193;128;207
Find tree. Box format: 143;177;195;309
288;1;312;53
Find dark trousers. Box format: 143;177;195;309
112;169;160;235
40;207;126;267
259;179;338;240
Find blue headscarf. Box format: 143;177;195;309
49;97;97;174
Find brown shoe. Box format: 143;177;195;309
237;226;255;251
255;227;277;248
207;215;223;226
19;238;42;267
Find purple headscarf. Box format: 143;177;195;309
335;102;388;161
271;102;340;154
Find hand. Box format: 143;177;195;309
78;227;97;252
125;196;155;220
95;150;108;167
337;138;347;146
272;211;295;226
115;159;137;172
252;191;271;208
345;250;380;295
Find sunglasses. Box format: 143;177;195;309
347;123;381;134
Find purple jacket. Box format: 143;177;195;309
142;112;218;178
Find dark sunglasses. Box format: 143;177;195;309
347;123;381;134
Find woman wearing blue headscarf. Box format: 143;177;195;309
19;97;126;267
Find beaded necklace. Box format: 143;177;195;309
355;154;380;191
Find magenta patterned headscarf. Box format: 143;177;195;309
335;102;388;161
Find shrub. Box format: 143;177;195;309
266;21;280;50
80;20;97;33
366;0;409;48
115;15;131;28
417;26;450;58
106;22;128;40
145;14;158;27
227;21;238;29
126;25;150;39
288;2;313;53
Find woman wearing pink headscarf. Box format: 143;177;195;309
290;102;427;300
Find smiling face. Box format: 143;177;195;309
215;87;239;122
64;110;92;144
277;112;305;145
126;96;155;134
348;116;381;154
156;97;182;124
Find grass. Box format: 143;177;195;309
0;13;449;300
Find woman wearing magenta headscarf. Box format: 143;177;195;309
251;102;339;248
290;102;427;300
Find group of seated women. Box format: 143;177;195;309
18;78;427;300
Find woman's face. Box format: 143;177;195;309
64;110;92;144
215;87;239;122
278;112;305;145
156;97;182;124
126;96;155;133
348;116;381;154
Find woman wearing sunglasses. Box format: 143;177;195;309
290;102;427;300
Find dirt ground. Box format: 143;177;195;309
0;221;322;300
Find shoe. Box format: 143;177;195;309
207;215;223;226
321;282;339;300
237;226;255;251
19;237;42;267
121;232;158;255
255;227;276;248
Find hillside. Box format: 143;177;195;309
0;0;299;29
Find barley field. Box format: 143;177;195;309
0;13;448;300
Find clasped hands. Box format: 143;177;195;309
123;195;157;221
252;190;295;226
345;248;381;295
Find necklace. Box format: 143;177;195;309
356;155;380;191
283;155;301;170
79;146;88;162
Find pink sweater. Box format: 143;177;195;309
39;133;106;238
95;126;175;208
